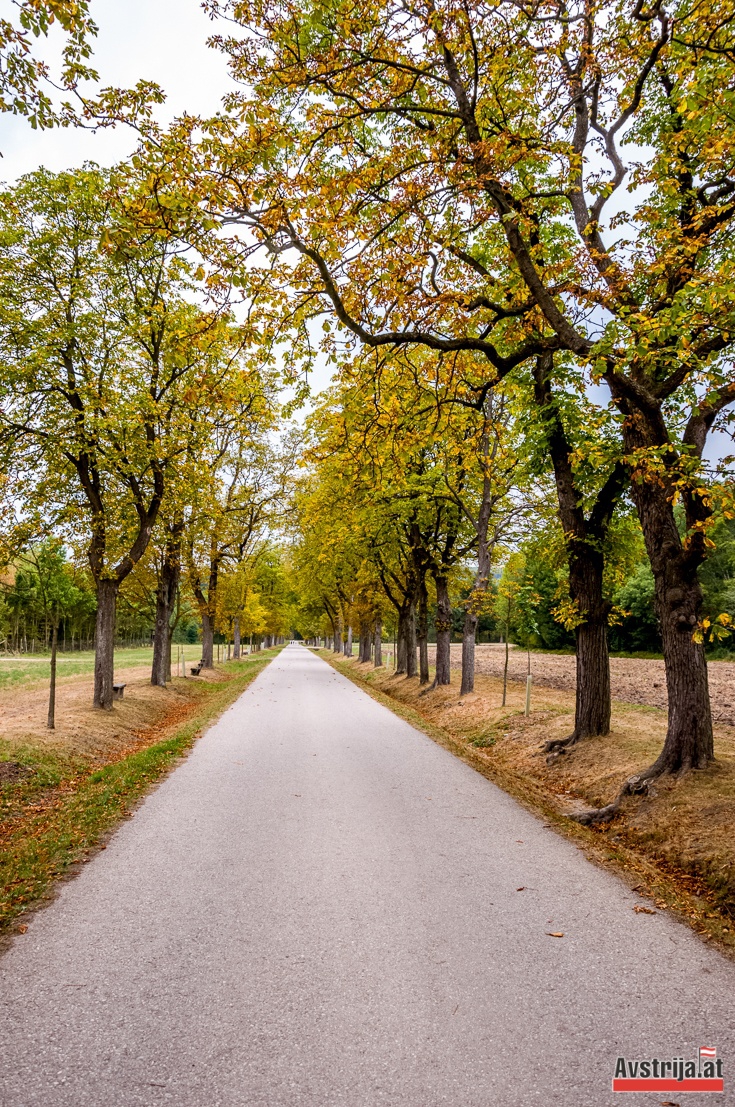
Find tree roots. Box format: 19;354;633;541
570;760;676;825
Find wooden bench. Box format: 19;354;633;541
190;660;204;676
112;683;126;700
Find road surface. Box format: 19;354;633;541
0;644;732;1105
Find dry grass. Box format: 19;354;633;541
327;653;735;954
0;658;230;762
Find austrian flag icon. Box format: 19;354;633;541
613;1047;724;1093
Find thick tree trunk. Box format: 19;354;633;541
396;604;409;674
461;529;492;695
572;555;611;738
406;599;418;678
534;353;622;747
233;617;241;659
634;491;713;774
346;624;353;657
201;612;214;668
152;546;180;687
374;617;383;667
460;611;478;696
417;580;429;685
93;578;118;710
434;574;452;686
359;624;371;663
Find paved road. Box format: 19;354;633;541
1;645;732;1106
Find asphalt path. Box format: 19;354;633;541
1;644;732;1106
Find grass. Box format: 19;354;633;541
324;651;735;957
0;645;205;691
0;649;280;939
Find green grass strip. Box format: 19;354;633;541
0;651;279;937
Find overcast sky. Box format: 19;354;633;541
0;0;234;182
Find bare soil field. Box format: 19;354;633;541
428;644;735;726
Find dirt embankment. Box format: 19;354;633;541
332;652;735;955
428;644;735;726
0;662;229;763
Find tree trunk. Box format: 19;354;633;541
93;578;118;710
406;599;418;678
434;574;452;685
201;612;214;668
359;624;371;663
152;543;180;687
374;617;383;667
396;604;409;674
632;486;713;775
502;632;509;706
233;616;241;659
460;610;478;696
534;353;623;747
460;538;492;696
346;624;353;657
47;619;58;729
417;580;429;685
570;553;611;740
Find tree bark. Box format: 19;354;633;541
434;574;452;685
152;533;181;687
233;616;241;659
345;624;353;657
461;513;492;695
359;624;371;663
406;599;418;678
201;612;214;668
374;617;382;667
460;610;478;696
570;553;611;739
534;354;624;748
93;578;118;710
417;580;429;684
396;603;409;673
629;469;713;774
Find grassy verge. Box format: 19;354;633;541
320;650;735;958
0;650;280;940
0;645;205;691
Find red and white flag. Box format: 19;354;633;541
700;1047;717;1060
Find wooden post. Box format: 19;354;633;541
47;617;58;730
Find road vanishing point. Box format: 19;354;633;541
1;644;733;1106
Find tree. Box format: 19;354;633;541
0;1;97;128
0;166;240;707
187;426;290;667
201;0;735;784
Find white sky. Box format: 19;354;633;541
0;0;234;182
